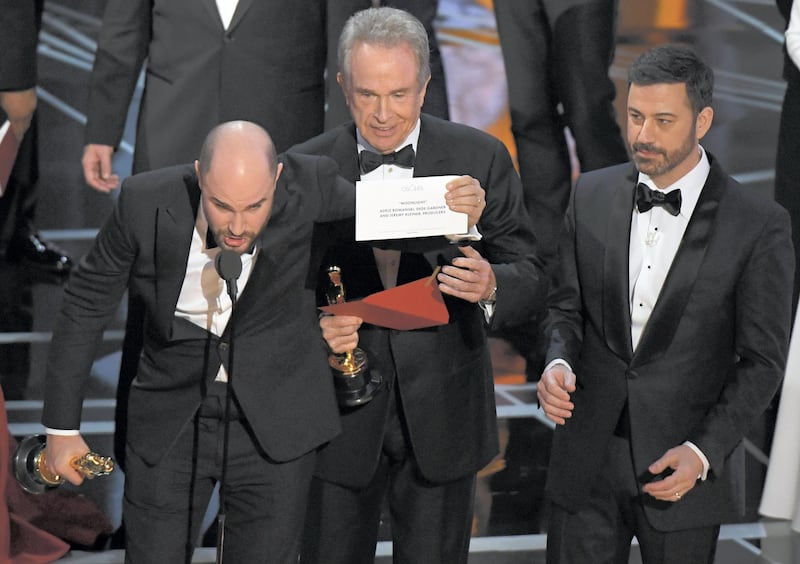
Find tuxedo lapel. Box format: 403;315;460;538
155;174;201;338
200;0;223;29
414;116;448;177
632;161;724;366
225;247;276;329
228;0;254;32
332;125;361;183
603;170;637;361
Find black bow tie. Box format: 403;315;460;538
359;144;415;174
636;183;682;216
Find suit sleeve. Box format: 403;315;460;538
541;180;584;367
0;0;37;91
479;139;547;329
314;155;356;222
84;0;152;147
42;184;139;430
690;205;794;473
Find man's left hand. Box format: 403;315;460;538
445;175;485;228
437;246;495;303
642;445;703;502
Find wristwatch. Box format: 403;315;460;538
482;285;497;304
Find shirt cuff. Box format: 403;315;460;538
478;300;495;323
683;441;710;481
446;225;482;242
544;358;573;373
46;427;80;436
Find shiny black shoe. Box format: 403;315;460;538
7;233;73;274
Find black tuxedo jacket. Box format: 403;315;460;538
42;153;353;466
289;114;546;487
544;156;794;530
86;0;326;167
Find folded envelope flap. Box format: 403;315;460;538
319;275;449;330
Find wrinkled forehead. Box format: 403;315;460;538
627;82;693;114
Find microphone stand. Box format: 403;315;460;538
214;250;241;564
216;283;235;564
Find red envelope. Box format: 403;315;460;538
319;274;449;330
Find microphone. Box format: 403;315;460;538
215;249;242;301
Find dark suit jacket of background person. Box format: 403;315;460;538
41;153;352;466
777;0;794;69
0;0;37;92
0;0;42;255
543;156;794;531
492;0;628;261
85;0;326;171
290;114;546;487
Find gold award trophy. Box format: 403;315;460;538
13;434;115;494
326;266;382;407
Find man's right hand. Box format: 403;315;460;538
537;364;577;425
45;434;90;485
320;314;362;354
82;144;120;192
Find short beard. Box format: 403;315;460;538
631;126;696;180
212;228;259;253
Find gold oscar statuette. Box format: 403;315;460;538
325;266;382;407
13;434;115;494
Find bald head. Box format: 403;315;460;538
195;121;283;253
198;120;278;179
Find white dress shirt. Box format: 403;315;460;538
629;146;709;349
175;205;256;382
786;0;800;69
215;0;239;30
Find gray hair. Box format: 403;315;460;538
338;7;431;90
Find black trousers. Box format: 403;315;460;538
123;383;317;564
546;434;719;564
493;0;628;264
301;381;476;564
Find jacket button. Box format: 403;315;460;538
626;370;638;379
219;342;229;351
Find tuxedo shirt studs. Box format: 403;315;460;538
629;187;689;350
